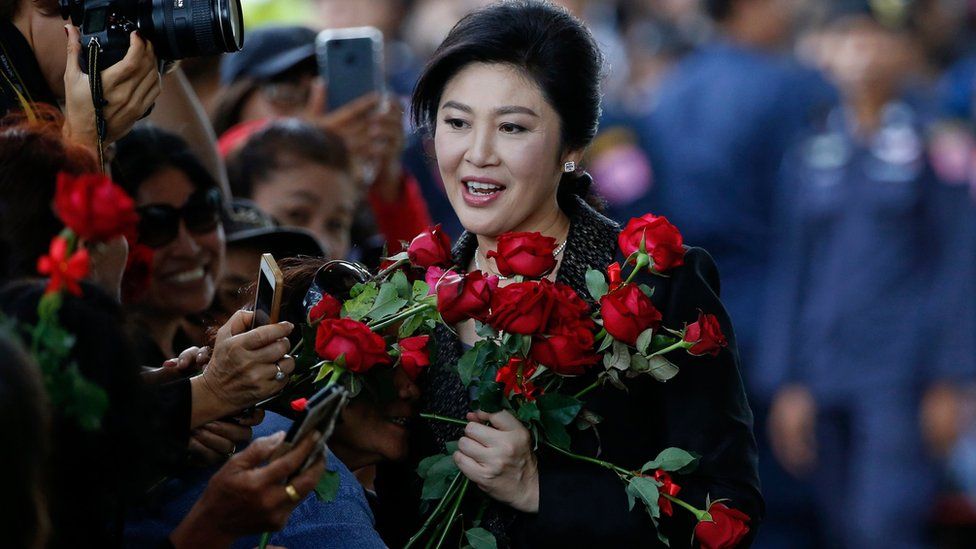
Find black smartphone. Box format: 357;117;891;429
315;26;384;111
273;384;349;474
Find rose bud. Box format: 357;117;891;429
290;398;308;412
309;293;342;323
398;335;430;381
694;503;750;549
314;318;391;373
486;232;558;278
652;469;681;516
495;357;540;401
607;262;623;292
683;312;728;357
436;270;497;325
408;225;453;268
425;266;462;296
618;214;684;272
489;280;556;335
54;171;139;242
599;283;662;346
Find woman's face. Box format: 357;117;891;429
138;168;225;317
331;368;421;469
251;161;356;259
434;62;569;237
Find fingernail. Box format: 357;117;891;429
271;431;286;443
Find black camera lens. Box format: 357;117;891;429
145;0;244;60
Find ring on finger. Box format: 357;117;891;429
285;483;301;503
274;361;285;382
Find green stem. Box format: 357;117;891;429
623;254;649;285
544;441;633;477
368;303;435;332
290;337;304;356
660;493;708;521
434;477;469;549
404;472;464;549
649;339;690;358
573;380;601;399
421;413;467;427
369;257;409;282
257;532;271;549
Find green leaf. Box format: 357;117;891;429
574;408;602;431
412;279;432;301
419;453;460;500
603;340;632;371
537;393;582;425
519;334;532;357
627;476;661;519
636;329;655;355
630;354;650;373
313;362;335;383
597;333;614;353
474;321;498;339
367;283;409;321
516;401;541;423
397;313;425;339
606;369;628;391
541;417;571;449
475;380;504;413
314;469;341;502
585;269;609;300
343;283;378;320
391;270;412;300
639;284;655;299
646;356;679;382
458;342;492;387
465;527;498;549
445;440;459;454
641;448;700;474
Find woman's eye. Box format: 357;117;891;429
444;118;468;130
499;122;526;134
326;219;348;233
282;208;311;225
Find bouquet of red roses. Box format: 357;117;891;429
405;217;749;549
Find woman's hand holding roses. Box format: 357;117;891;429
454;409;540;513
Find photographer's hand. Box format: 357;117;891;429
63;26;161;151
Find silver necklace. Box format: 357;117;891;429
474;240;567;280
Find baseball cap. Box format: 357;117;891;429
223;199;328;259
220;25;318;85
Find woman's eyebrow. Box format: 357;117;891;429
440;101;538;117
441;100;471;112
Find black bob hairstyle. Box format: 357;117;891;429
412;1;605;170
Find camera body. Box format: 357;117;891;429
61;0;244;73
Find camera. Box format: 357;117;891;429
60;0;244;73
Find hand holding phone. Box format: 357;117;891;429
252;254;284;330
316;27;384;112
272;384;350;476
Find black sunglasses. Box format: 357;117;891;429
137;187;223;249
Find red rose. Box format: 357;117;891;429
599;283;662;346
618;214;684;272
546;282;592;331
489;280;556;335
495;357;540;401
607;262;623;292
436;270;497;325
408;225;453;268
314;318;390;373
530;324;599;375
425;266;461;295
54;172;138;242
652;469;681;517
290;398;308;412
684;312;728;357
486;232;557;278
121;242;154;303
309;293;342;323
695;503;751;549
37;236;90;296
398;335;430;380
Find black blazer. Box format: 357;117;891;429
375;196;763;548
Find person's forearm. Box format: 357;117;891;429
147;67;231;197
189;374;237;429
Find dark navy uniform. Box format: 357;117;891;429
759;101;976;548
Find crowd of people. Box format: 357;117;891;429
2;0;976;547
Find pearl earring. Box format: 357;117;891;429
563;161;576;173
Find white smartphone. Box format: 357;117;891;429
315;26;385;111
251;253;283;330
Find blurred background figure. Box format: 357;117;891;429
762;2;976;548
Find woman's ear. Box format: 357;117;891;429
560;149;584;173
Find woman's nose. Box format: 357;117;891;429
464;127;498;167
168;222;202;256
396;375;421;402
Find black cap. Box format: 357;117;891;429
219;25;318;85
223;199;327;259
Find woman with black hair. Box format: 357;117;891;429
374;2;762;547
